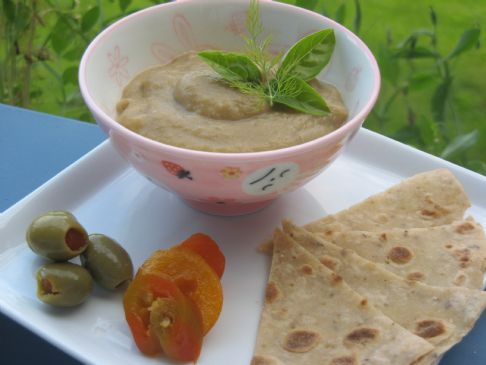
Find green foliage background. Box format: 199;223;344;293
1;0;484;174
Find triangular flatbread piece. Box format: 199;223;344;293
260;169;471;254
283;221;486;364
306;169;470;234
251;229;434;365
319;219;486;289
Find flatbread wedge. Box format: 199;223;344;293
260;168;471;253
306;169;470;234
320;219;486;289
283;221;486;364
251;229;434;365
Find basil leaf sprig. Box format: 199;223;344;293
278;29;335;82
198;0;336;116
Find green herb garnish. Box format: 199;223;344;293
198;0;335;116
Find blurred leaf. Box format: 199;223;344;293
65;90;83;104
394;46;439;59
386;29;394;46
447;28;481;60
15;3;32;32
393;125;419;144
2;0;15;22
63;47;84;61
429;6;437;27
407;105;416;126
51;19;71;54
79;112;94;122
45;0;75;11
296;0;318;10
378;44;400;86
335;4;346;24
417;115;441;150
36;47;51;61
353;0;361;34
396;29;435;50
62;66;78;85
428;8;437;46
431;78;451;123
40;58;62;83
467;161;486;175
441;130;478;159
119;0;132;12
30;89;43;99
81;6;100;32
408;71;438;91
319;1;330;17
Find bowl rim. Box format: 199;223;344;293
79;0;381;161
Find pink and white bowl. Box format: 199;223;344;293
79;0;380;216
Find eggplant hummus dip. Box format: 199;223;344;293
116;52;348;153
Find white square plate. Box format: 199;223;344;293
1;128;485;365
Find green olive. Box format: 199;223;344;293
26;210;88;261
36;262;93;307
81;234;133;290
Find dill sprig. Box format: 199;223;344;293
198;0;336;116
242;0;281;84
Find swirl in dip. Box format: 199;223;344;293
116;52;348;153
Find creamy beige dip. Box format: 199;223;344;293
116;52;347;153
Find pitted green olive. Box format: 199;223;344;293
81;234;133;290
36;262;93;307
26;210;88;261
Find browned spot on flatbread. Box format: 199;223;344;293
265;282;279;304
283;329;320;353
324;229;334;236
415;320;446;339
455;222;476;234
320;255;339;271
344;328;379;347
299;264;314;275
379;233;387;241
453;248;471;268
330;355;358;365
420;205;451;219
407;272;425;281
329;273;343;286
250;355;281;365
421;209;437;217
360;298;368;307
388;246;413;264
422;195;451;217
453;274;467;286
445;244;453;249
